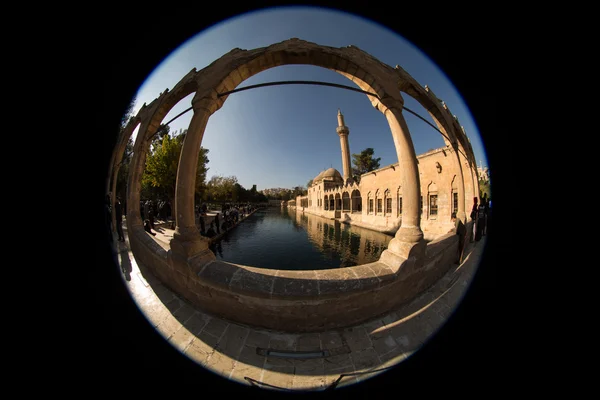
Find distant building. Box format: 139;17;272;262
289;109;478;239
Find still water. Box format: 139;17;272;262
211;207;393;270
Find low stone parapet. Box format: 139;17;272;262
127;221;460;332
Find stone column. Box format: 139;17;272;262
377;102;425;267
169;97;216;267
336;109;352;182
126;120;154;228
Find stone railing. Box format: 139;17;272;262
127;224;460;332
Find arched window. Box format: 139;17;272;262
375;190;382;215
324;195;328;210
351;189;362;212
329;194;335;210
342;192;350;211
335;193;341;210
397;187;403;216
368;192;374;214
384;189;392;215
451;176;458;215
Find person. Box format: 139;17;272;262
483;198;490;236
199;214;206;234
144;219;156;236
475;198;486;241
114;197;125;242
214;213;220;234
469;197;478;243
206;222;216;238
452;212;466;263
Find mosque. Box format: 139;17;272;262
288;109;471;239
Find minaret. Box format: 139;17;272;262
336;109;352;182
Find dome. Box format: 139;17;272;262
322;168;343;180
313;170;325;182
313;168;343;184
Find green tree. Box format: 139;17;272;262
351;147;381;183
206;175;238;203
307;179;313;188
142;132;210;212
478;177;491;201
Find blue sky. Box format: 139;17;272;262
131;6;488;192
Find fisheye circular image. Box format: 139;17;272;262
104;5;492;393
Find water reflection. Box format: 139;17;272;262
212;207;393;270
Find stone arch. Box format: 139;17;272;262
115;38;485;332
153;38;426;271
335;193;342;210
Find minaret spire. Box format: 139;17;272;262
336;109;352;182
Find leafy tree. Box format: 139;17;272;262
142;132;210;212
307;179;313;188
351;147;381;183
206;175;238;203
150;124;171;152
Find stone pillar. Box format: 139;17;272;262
126;120;154;228
377;102;425;267
169;97;216;267
336;109;352;182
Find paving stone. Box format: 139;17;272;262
260;365;296;390
323;353;353;373
377;347;409;366
292;372;326;391
146;305;172;328
172;302;196;322
204;351;236;378
244;330;270;349
264;355;295;367
201;317;229;338
349;347;381;371
167;325;196;352
156;315;184;339
164;297;182;313
361;318;385;335
292;358;325;375
369;330;399;357
184;336;214;365
183;313;210;335
268;333;298;351
235;344;267;370
215;324;249;359
197;329;221;349
295;333;321;351
341;326;373;352
229;346;265;383
320;330;343;349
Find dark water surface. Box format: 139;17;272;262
211;207;393;270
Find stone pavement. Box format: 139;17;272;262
113;223;486;392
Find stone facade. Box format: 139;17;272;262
290;110;476;239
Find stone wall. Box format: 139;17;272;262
128;227;460;332
292;146;463;238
